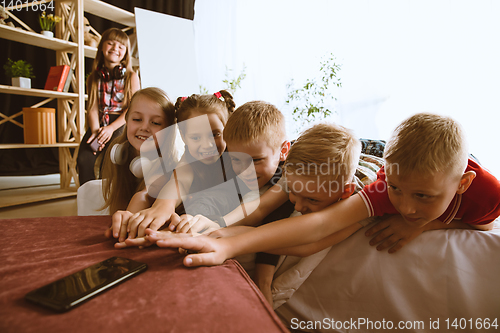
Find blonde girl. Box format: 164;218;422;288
77;27;141;185
109;90;235;247
101;87;177;216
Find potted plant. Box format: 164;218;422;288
285;52;342;129
222;65;247;95
39;11;61;38
4;58;35;88
199;65;247;95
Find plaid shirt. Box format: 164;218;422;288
98;77;125;125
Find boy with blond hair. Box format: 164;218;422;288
169;100;292;232
213;122;363;229
170;101;294;294
218;122;379;305
147;112;500;266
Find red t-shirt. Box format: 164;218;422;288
358;159;500;225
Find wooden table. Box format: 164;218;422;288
0;216;288;333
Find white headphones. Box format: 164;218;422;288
110;142;153;178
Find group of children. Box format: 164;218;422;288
80;27;500;306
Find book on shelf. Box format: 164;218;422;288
44;65;70;92
63;69;73;92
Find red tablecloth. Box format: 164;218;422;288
0;216;288;333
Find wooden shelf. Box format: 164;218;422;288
0;25;110;61
0;85;79;99
0;186;77;208
84;0;136;27
0;24;77;51
84;45;98;58
0;0;138;208
0;143;79;149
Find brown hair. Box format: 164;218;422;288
101;87;177;213
86;28;134;118
174;90;235;134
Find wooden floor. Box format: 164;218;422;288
0;174;78;219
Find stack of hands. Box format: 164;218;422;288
104;210;254;267
104;210;431;269
104;211;221;248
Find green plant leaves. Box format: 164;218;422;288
285;52;341;124
3;58;35;78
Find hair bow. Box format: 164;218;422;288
214;91;225;102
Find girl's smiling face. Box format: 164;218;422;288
102;39;126;68
127;95;167;152
182;112;226;165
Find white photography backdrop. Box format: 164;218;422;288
135;7;198;99
135;7;198;157
134;1;500;177
193;0;500;177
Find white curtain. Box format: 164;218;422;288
193;0;500;177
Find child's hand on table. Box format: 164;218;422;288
126;206;174;239
365;214;424;253
121;227;193;249
104;210;151;249
149;230;231;267
145;228;204;254
105;210;134;242
170;214;221;234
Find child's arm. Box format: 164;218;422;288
225;184;289;227
365;214;491;253
251;223;365;306
253;263;275;306
209;225;256;238
267;223;363;257
469;222;495;231
126;162;194;238
109;163;190;244
170;183;288;233
127;183;182;238
151;193;370;267
127;188;153;213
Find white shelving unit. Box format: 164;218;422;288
0;0;137;207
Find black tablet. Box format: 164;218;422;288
25;257;147;312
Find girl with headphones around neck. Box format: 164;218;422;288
106;90;238;248
100;87;178;216
77;27;141;186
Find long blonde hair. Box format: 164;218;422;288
86;28;134;118
101;87;177;213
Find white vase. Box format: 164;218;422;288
12;77;31;89
41;30;54;38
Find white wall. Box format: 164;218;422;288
194;0;500;177
135;8;198;99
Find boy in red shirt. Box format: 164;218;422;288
147;113;500;266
